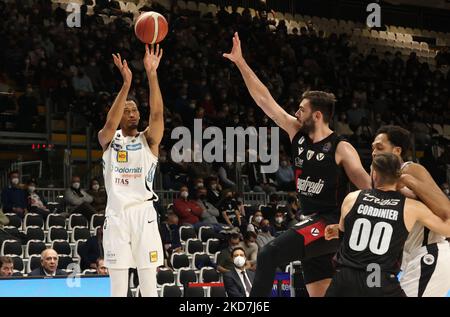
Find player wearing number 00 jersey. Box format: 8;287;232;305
325;153;450;297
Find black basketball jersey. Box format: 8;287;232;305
337;189;409;274
291;131;349;219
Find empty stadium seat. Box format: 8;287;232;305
73;239;86;259
52;240;71;256
177;267;197;287
71;226;91;243
179;226;196;242
156;267;175;287
24;213;44;229
9;255;24;273
206;239;221;255
161;283;183;297
170;252;190;270
46;214;66;230
25;226;45;241
198;226;214;242
27;255;41;273
57;254;74;270
184;286;205;297
5;213;22;228
25;240;46;258
199;267;220;283
90;214;105;231
185;238;203;255
207;285;226;297
192;252;214;269
48;226;68;242
68;214;88;230
1;240;22;257
82;269;97;275
2;226;21;238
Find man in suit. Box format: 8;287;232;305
28;248;67;277
223;247;255;297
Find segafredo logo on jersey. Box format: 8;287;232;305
170;119;279;173
362;193;400;206
297;176;325;194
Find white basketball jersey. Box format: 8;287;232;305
102;129;158;215
401;161;446;269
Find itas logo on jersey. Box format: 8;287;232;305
126;143;142;151
117;150;128;163
150;251;158;263
297;176;325;195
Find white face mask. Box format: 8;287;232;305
210;184;217;190
180;191;188;199
72;182;80;190
254;216;263;224
11;178;19;185
233;256;246;268
28;186;36;193
275;217;283;224
92;184;100;191
196;182;204;188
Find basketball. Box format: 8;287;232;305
134;11;168;45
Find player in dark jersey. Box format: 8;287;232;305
325;153;450;296
224;33;372;297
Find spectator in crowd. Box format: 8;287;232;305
247;210;263;233
17;84;39;131
256;219;274;249
0;256;14;277
1;171;27;218
335;112;354;137
217;162;237;190
87;178;107;214
0;208;24;245
28;249;67;277
239;231;258;271
218;190;242;229
355;117;374;146
159;210;182;258
272;211;288;235
64;176;96;220
242;154;277;193
96;257;108;276
82;226;104;271
216;233;241;274
173;185;203;226
195;187;221;225
72;69;94;95
223;247;255;297
285;195;300;227
26;180;51;219
206;177;222;207
276;158;295;191
346;100;368;131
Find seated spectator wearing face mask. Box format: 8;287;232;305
223;247;255;297
218;190;242;228
173;185;203;226
1;171;27;218
272;211;287;236
256;219;274;249
206;177;222;207
87;178;107;214
239;231;258;271
64;176;96;220
26;180;51;219
217;233;241;273
247;211;264;233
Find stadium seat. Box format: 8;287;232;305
9;255;24;273
192;252;213;269
82;269;97;275
184;286;205;297
177;267;197;287
206;239;221;255
185;238;203;255
4;213;22;228
25;240;46;258
27;255;41;273
68;214;88;230
48;226;68;242
207;286;226;297
1;240;22;257
90;214;105;231
73;240;86;259
46;214;66;230
71;226;91;243
3;226;21;238
198;226;214;242
199;267;220;283
25;226;45;241
24;213;44;229
179;226;196;242
52;240;71;256
161;283;182;297
156;267;175;287
57;254;74;270
170;252;190;270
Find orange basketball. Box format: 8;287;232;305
134;12;168;44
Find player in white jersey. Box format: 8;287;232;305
372;125;450;297
98;45;164;297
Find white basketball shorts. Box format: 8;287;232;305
103;201;163;269
400;242;450;297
